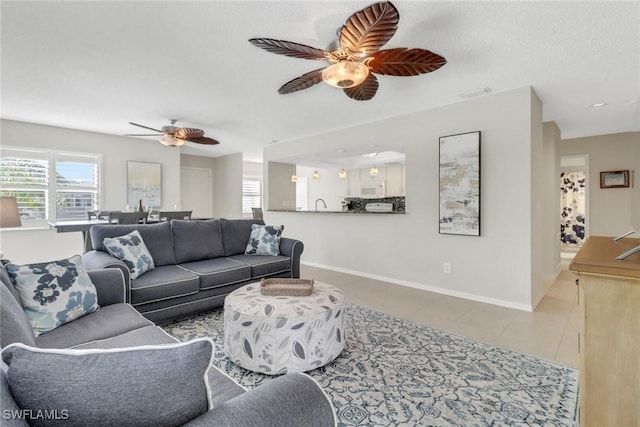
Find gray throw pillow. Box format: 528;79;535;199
103;230;155;279
1;338;214;427
5;255;99;336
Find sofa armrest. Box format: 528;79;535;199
86;268;127;306
183;373;336;427
82;250;130;283
279;238;304;278
82;251;131;303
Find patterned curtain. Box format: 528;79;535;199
560;171;586;245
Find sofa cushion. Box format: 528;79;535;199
35;303;154;349
130;265;200;306
90;222;176;267
245;224;284;256
172;219;225;264
227;254;292;279
220;218;265;256
5;255;99;337
1;339;214;427
71;325;178;349
0;283;37;348
180;258;252;290
103;230;155;280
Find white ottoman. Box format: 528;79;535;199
224;281;346;375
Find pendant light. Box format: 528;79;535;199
313;170;320;180
338;169;347;179
290;174;298;183
369;154;379;177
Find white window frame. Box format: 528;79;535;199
0;146;103;225
242;175;262;218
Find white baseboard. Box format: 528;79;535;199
302;261;534;312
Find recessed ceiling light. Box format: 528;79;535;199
368;144;378;148
588;102;608;108
337;149;347;153
460;87;490;98
362;152;378;158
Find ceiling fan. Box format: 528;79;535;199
249;1;447;101
125;120;220;147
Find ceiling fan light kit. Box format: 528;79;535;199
248;1;446;101
159;135;186;147
322;61;370;88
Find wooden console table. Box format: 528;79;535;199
569;236;640;426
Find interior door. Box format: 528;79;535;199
180;167;212;218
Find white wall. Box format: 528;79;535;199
542;121;561;288
559;132;640;237
213;153;243;219
265;87;544;310
1;119;181;264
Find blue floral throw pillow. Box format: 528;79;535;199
5;255;100;336
103;230;155;280
245;224;284;256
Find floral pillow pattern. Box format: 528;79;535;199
245;224;284;256
103;230;155;280
5;255;100;336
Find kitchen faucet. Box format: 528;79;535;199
315;198;327;212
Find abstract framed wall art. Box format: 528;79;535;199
127;161;162;208
439;131;481;236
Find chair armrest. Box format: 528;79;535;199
279;238;304;278
183;373;336;427
82;251;131;303
86;269;127;306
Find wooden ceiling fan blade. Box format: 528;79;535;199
249;38;327;60
186;136;220;145
278;68;325;94
343;73;379;101
129;122;163;133
174;128;205;139
369;48;447;76
339;1;399;56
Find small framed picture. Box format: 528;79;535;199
600;170;630;188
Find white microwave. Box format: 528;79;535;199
360;183;385;198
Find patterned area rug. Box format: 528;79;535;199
161;303;579;426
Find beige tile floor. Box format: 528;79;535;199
301;260;579;367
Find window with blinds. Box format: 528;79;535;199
0;147;101;220
242;177;262;217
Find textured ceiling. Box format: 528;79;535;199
1;1;638;163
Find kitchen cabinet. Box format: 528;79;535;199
569;236;640;426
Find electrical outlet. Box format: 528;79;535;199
443;262;451;274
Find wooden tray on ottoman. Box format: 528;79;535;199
260;278;314;296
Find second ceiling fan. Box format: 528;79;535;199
249;1;447;101
126;120;220;147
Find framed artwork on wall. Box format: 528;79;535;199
600;170;630;189
439;131;481;236
127;161;162;208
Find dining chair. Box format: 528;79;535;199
158;210;192;221
251;207;263;220
86;210;99;220
108;211;148;224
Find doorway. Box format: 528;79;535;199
560;155;589;258
180;167;212;218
